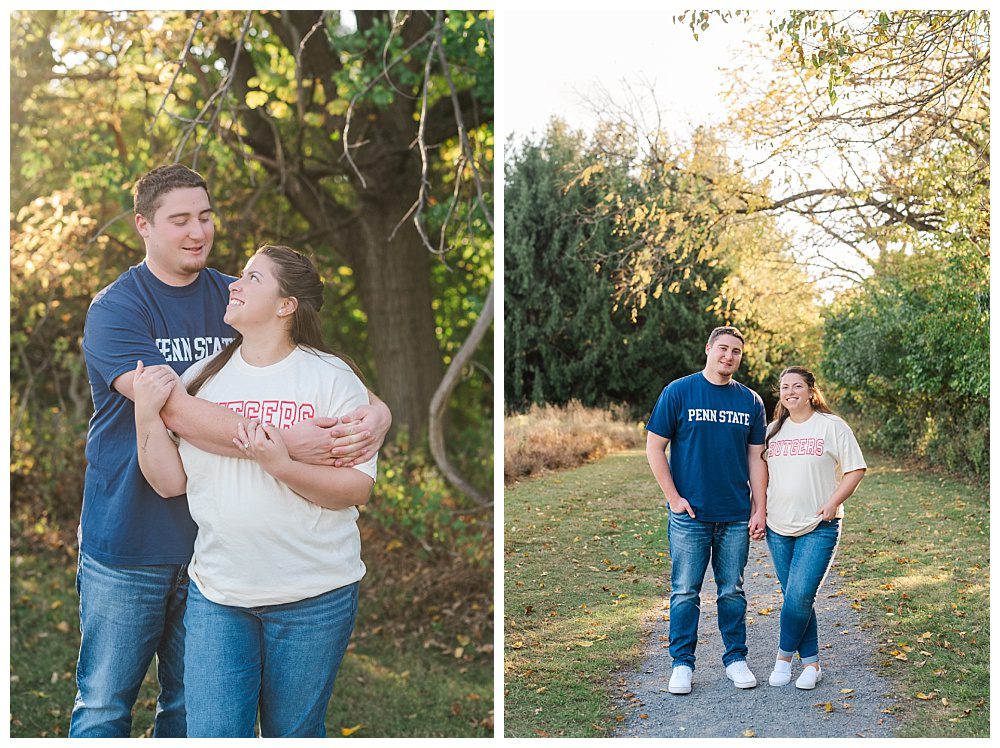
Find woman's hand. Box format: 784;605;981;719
235;420;291;475
133;360;178;418
816;501;839;521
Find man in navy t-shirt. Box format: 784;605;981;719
645;326;767;695
70;165;391;737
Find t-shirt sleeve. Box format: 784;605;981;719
83;297;168;393
646;385;677;440
834;418;867;474
749;393;767;445
324;363;378;482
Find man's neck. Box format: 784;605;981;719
701;369;732;386
144;257;199;287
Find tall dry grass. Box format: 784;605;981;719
504;401;644;484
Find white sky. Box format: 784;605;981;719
502;10;763;144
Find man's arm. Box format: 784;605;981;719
645;431;695;517
114;369;344;465
132;361;188;498
747;444;768;540
328;389;392;467
240;422;374;509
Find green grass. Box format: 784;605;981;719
503;450;989;738
504;450;666;737
9;516;493;738
833;458;989;737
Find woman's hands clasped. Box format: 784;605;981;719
235;420;291;475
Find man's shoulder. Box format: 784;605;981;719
665;372;702;392
729;378;764;404
89;265;144;312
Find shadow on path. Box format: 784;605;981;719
616;536;897;738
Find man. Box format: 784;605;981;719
70;164;391;737
645;326;767;695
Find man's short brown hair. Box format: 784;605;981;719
133;164;209;222
707;326;745;347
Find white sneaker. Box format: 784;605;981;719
796;664;823;689
768;658;792;686
668;665;693;694
725;660;757;688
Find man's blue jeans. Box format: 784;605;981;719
69;551;188;737
183;580;358;737
766;519;842;663
667;511;750;670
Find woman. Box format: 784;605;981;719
762;366;866;690
132;245;376;737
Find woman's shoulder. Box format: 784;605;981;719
294;347;363;378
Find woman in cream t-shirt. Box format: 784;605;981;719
762;366;866;691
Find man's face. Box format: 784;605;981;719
705;334;744;379
135;186;214;283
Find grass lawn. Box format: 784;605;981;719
504;450;666;737
503;449;988;738
9;515;493;738
833;458;989;737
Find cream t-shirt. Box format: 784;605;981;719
178;345;377;607
764;412;866;537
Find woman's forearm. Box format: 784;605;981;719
829;468;866;509
135;410;188;498
267;459;374;510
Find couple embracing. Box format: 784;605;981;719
645;326;866;694
70;165;392;737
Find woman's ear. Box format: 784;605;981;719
278;297;299;317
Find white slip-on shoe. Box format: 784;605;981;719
768;658;792;686
795;664;823;689
725;660;757;688
668;665;693;694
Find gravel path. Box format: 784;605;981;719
615;536;898;738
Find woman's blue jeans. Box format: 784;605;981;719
183;580;358;737
667;511;750;670
766;519;842;663
69;551;189;737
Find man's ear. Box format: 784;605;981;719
135;213;151;238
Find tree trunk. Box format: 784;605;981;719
350;189;443;441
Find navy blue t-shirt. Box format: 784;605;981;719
81;262;236;565
647;372;766;522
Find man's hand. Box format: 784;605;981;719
235;420;292;476
748;510;766;541
133;360;178;418
668;495;696;518
329;401;391;467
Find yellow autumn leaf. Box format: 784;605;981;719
915;692;937;701
840;689;855;694
385;539;403;552
574;640;594;647
757;607;774;616
341;723;363;736
246;90;269;109
511;640;524;649
824;703;834;713
742;729;756;737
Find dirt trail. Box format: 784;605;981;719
615;536;897;738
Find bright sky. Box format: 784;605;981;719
502;10;763;144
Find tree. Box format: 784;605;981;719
679;10;988;282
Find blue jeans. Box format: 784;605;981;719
69;551;189;737
183;580;358;737
766;520;842;663
667;512;750;669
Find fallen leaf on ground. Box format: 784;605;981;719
743;729;756;737
341;724;363;737
915;692;937;701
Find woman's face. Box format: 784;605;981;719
779;373;812;412
224;254;290;331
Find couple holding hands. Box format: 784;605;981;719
646;326;866;694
